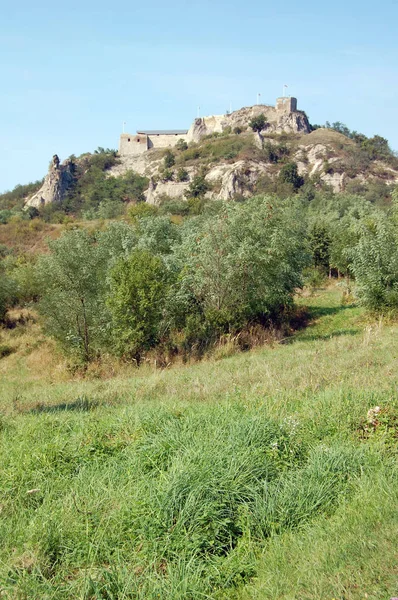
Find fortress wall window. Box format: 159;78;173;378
128;138;130;142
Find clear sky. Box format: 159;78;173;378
1;0;397;193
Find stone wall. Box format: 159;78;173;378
148;133;188;149
276;97;297;113
119;134;149;156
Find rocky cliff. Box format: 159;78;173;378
24;104;398;209
25;155;75;208
187;104;310;143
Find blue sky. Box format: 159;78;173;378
1;0;397;192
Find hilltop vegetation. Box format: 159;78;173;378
1;111;397;226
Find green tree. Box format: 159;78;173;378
308;222;331;273
249;114;267;132
107;250;168;360
279;162;304;190
170;197;309;334
36;224;138;361
162;168;174;182
164;150;175;168
36;229;109;361
0;263;13;322
185;175;209;198
350;213;398;310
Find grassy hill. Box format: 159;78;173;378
1;283;397;599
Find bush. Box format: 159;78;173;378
350;214;398;310
176;139;188;151
35;225;137;361
176;168;189;182
128;203;159;221
107;250;169;360
164;150;175;169
161;168;174;182
279;162;304;190
185;175;209;198
169;197;310;340
249;114;267;132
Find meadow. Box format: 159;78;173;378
0;284;397;599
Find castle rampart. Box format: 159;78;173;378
118;97;303;157
119;130;188;156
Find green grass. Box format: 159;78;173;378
0;283;397;598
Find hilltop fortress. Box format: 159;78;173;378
119;97;310;157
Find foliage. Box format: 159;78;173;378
249;114;268;132
36;229;109;361
176;167;189;182
107;250;169;360
263;141;290;164
350;213;398;310
278;162;304;190
0;180;43;211
163;150;175;169
128;202;159;221
185;174;209;198
0;210;13;225
308;222;331;273
315;121;397;165
169;198;309;339
175;138;188;151
64;167;148;217
161;168;174;182
0;265;12;322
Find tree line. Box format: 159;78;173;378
2;190;398;364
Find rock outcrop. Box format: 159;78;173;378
187;104;310;144
146;179;190;205
25;155;75;208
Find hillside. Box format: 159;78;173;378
0;284;397;598
1;99;397;224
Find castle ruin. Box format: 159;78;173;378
118;97;306;157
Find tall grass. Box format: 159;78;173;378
0;403;376;599
0;284;397;598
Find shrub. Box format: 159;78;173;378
185;175;209;198
164;150;176;169
279;162;304;190
161;168;174;182
169;197;310;340
107;250;169;360
36;229;109;361
128;203;159;221
308;222;332;273
176;139;188;151
0;210;12;225
176;168;189;182
350;214;398;310
249;114;267;132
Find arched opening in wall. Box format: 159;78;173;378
128;138;131;142
137;138;140;142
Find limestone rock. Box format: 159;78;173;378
206;161;271;200
25;155;75;208
187;104;310;144
146;179;190;205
